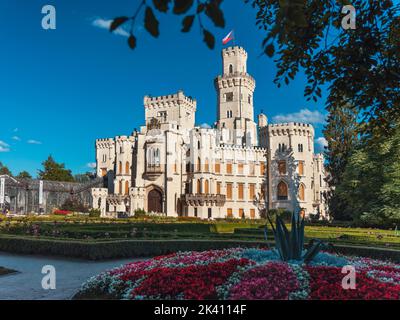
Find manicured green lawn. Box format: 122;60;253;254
1;215;400;250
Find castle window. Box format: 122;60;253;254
205;158;209;172
248;95;252;104
147;148;160;168
249;184;255;200
119;161;122;174
226;92;233;102
249;162;255;175
226;162;233;174
278;161;286;175
119;180;123;195
277;181;288;200
197;179;202;194
227;208;233;218
198;141;201;149
238;183;244;200
125;181;130;195
125;161;130;175
216;181;221;194
205;180;209;194
239;209;245;218
279;143;287;152
298;144;304;152
298;161;304;176
102;155;106;162
250;209;256;219
215;160;221;173
260;162;266;175
197;157;201;172
229;64;233;74
238;163;244;174
226;183;233;200
299;183;305;201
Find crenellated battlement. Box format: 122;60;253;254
144;90;196;110
222;46;247;58
215;72;255;90
268;122;315;136
96;138;115;149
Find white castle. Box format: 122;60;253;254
92;46;328;219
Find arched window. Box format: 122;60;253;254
197;179;202;194
277;181;288;200
298;161;304;176
299;183;306;201
205;180;209;194
125;181;130;195
125;161;130;175
197;157;201;172
198;141;201;149
229;64;233;74
119;161;122;174
119;180;123;195
299;183;305;201
205;158;209;172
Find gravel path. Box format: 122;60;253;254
0;252;142;300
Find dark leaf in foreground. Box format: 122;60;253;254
153;0;171;13
144;6;160;37
110;17;129;32
128;35;137;49
173;0;194;15
203;29;215;49
181;15;195;32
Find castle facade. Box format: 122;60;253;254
92;46;328;219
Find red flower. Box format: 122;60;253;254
306;266;400;300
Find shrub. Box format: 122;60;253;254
88;209;101;218
134;208;147;218
61;197;89;213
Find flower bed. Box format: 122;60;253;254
53;210;72;216
74;247;400;300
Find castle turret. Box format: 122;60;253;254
214;46;257;147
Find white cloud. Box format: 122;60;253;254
200;123;211;129
272;109;326;125
27;139;42;145
0;141;10;152
92;18;130;37
316;137;328;149
12;136;21;141
87;162;97;169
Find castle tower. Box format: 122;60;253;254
214;46;257;146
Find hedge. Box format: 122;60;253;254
0;235;268;260
1;235;400;263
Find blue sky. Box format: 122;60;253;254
0;0;328;177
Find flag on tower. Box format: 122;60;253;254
222;30;234;45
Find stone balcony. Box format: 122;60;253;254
144;165;164;180
182;194;226;207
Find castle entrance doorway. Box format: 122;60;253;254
148;189;163;213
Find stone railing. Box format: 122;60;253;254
182;194;226;207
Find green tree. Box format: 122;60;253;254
0;162;12;176
16;171;32;179
38;155;75;182
323;103;359;220
336;123;400;227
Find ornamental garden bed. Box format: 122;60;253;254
73;247;400;300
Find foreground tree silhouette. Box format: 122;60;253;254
110;0;400;136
